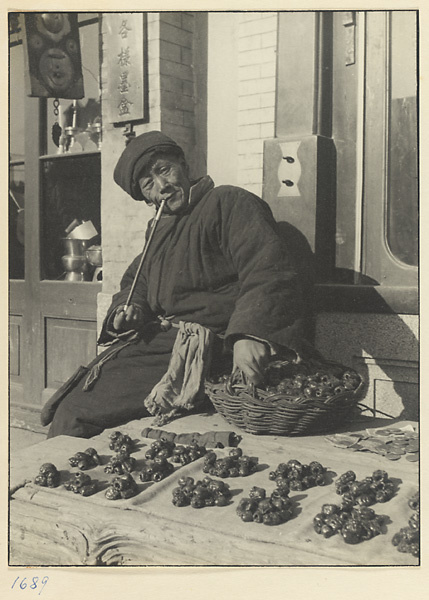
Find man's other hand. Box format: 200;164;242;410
112;304;145;332
233;338;270;386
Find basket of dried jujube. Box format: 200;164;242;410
205;356;364;436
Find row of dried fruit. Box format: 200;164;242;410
34;432;210;499
32;430;419;557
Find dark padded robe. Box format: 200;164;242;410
47;176;305;438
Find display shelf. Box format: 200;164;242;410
39;150;100;161
40;152;101;281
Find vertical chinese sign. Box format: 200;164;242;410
105;13;148;124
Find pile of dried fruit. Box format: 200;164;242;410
202;448;258;477
145;438;176;460
64;471;97;496
172;476;232;508
105;473;139;500
109;431;135;454
68;448;101;470
236;486;294;525
104;451;136;475
139;457;175;482
171;441;207;465
262;361;361;400
313;469;396;544
391;492;420;557
208;359;361;403
269;459;328;491
313;503;386;543
335;470;395;506
34;463;61;488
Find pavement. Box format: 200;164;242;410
9;427;47;454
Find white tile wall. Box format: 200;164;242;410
236;13;277;197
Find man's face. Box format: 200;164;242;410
138;155;191;215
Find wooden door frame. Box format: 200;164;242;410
10;95;101;431
362;11;418;288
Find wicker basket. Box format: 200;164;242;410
205;359;364;436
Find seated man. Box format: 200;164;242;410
46;130;305;438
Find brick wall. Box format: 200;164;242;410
237;12;278;197
158;12;207;178
159;12;195;149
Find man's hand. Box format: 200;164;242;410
233;338;270;385
112;304;145;332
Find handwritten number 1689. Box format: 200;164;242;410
11;576;49;595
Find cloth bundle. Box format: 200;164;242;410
144;321;215;426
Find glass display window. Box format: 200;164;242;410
9;33;25;280
386;11;418;267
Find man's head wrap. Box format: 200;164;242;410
113;130;185;201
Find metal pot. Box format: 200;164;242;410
61;255;89;272
64;271;92;282
85;245;102;267
62;238;93;256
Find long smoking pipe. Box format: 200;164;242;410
122;198;166;313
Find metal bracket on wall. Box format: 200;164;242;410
123;123;136;146
263;135;336;280
277;141;302;197
343;11;356;66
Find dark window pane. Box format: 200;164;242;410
387;11;418;266
9;164;25;279
9;40;25;280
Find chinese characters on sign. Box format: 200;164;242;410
119;19;132;39
105;13;147;124
117;44;132;116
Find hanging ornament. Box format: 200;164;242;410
23;13;84;99
51;98;63;148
